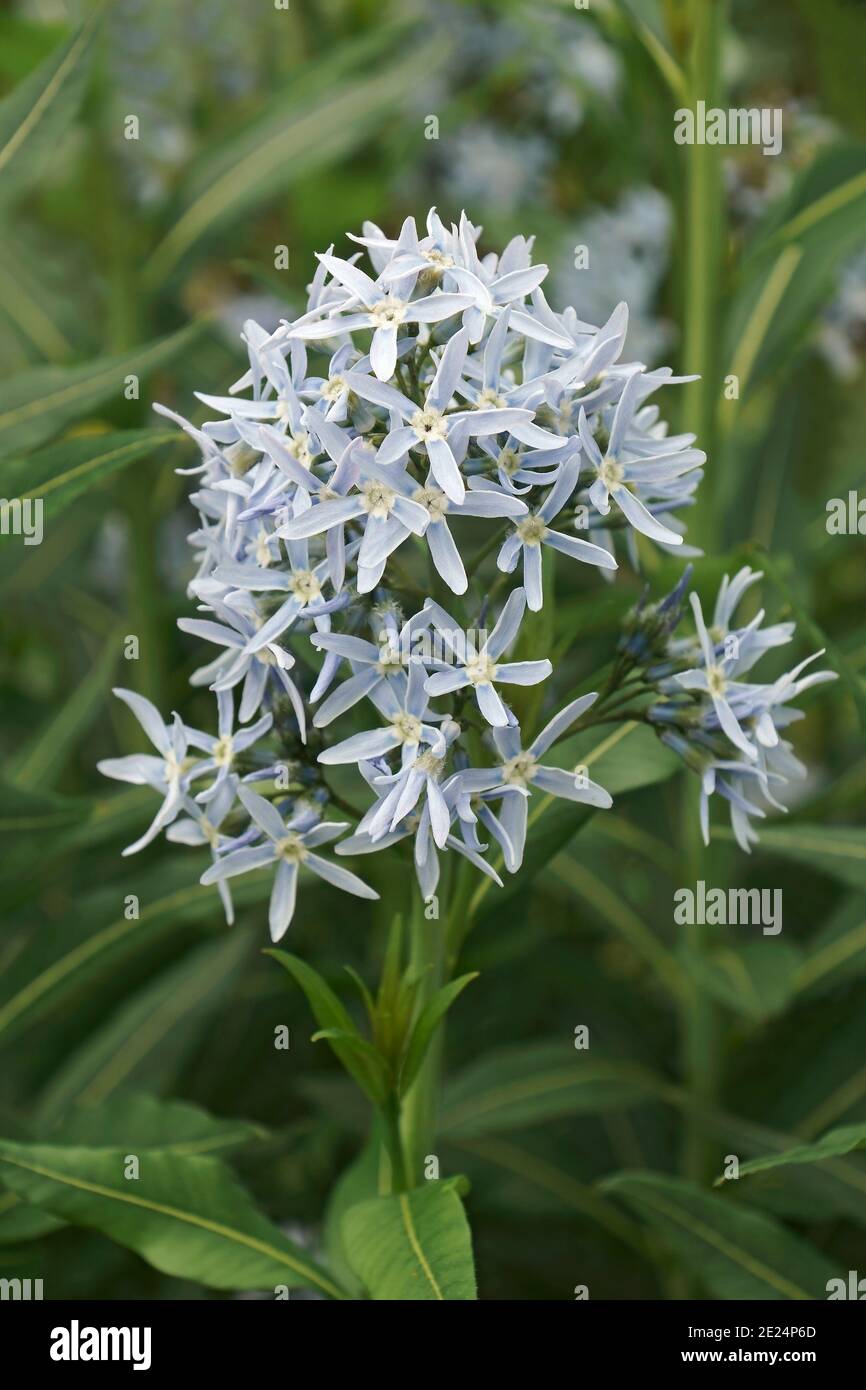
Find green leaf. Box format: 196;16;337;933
726;144;866;393
0;1139;345;1297
0;11;99;211
10;627;120;790
266;949;385;1105
602;1171;838;1299
0;430;182;522
718;1123;866;1185
400;973;478;1096
718;823;866;890
146;27;449;284
606;0;686;100
797;896;866;997
49;1091;264;1157
342;1179;476;1300
552;856;686;999
310;1029;389;1105
0;322;202;454
0;1093;263;1243
0;869;269;1045
679;940;804;1022
323;1135;384;1297
35;933;251;1125
441;1043;661;1139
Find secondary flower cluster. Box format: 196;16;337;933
643;566;836;851
100;209;710;938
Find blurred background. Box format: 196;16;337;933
1;0;865;1299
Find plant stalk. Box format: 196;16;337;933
400;873;447;1182
680;0;728;547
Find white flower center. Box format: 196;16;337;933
706;664;727;698
415;750;444;776
390;712;422;744
411;407;449;442
477;387;507;409
465;652;497;685
321;375;346;402
425;249;453;269
599;456;624;490
276;832;308;863
499;447;521;476
517;515;547;546
370;297;407;327
288;570;322;603
361;480;397;519
286;431;314;468
164;750;183;781
213;735;234;768
413;484;449;521
501;751;537;787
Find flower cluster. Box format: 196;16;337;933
645;566;836;851
100;209;711;938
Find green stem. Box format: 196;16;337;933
381;1094;409;1193
680;0;727;547
678;775;721;1187
400;873;447;1182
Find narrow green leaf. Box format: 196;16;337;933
679;941;803;1022
0;10;99;210
400;973;478;1096
10;627;120;790
0;875;269;1045
146;29;448;284
342;1179;476;1300
266;949;384;1104
441;1043;661;1139
35;933;251;1124
0;1139;345;1297
717;1123;866;1184
716;823;866;890
602;1171;838;1299
310;1029;389;1105
0;1093;264;1242
1;430;182;522
323;1134;384;1297
50;1091;265;1156
797;896;866;997
0;321;203;454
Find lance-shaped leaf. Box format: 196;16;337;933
441;1043;661;1139
266;950;387;1105
146;27;448;284
35;933;251;1125
602;1171;838;1300
0;430;182;524
342;1178;476;1300
0;10;99;211
0;1092;264;1245
0;1139;346;1298
400;973;478;1096
717;1123;866;1185
0;322;203;455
